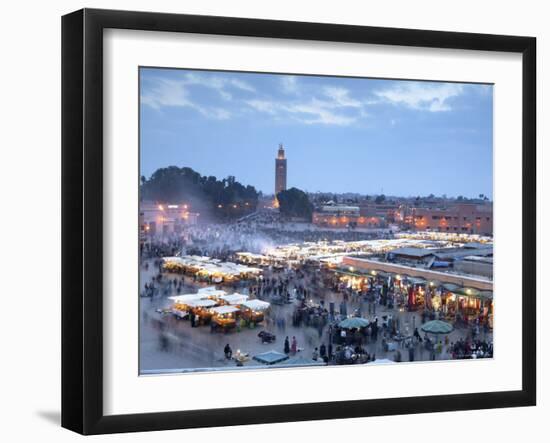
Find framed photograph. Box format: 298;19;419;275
62;8;536;435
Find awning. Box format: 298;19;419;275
442;283;462;292
427;280;442;288
242;300;270;311
169;293;209;303
187;299;217;308
375;271;392;278
407;277;427;285
334;269;370;278
210;305;240;315
452;287;481;298
219;293;249;305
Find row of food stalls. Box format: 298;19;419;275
234;252;292;269
168;286;271;331
394;231;493;245
235;236;492;274
332;265;493;328
162;256;262;282
234;238;455;269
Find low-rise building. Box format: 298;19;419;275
410;203;492;236
454;256;493;278
341;255;493;290
139;201;200;236
312;204;385;229
359;202;401;223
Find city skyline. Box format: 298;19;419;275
140;68;493;198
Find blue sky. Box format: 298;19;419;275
140;68;493;198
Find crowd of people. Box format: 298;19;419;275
140;221;493;369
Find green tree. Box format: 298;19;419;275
277;187;313;220
375;194;386;204
140;166;259;220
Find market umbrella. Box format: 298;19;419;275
339;317;370;329
421;320;454;335
253;350;289;365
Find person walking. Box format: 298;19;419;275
408;342;415;362
224;344;232;360
291;336;297;355
413;327;421;342
319;343;327;360
284;336;290;354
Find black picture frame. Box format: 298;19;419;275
62;8;536;435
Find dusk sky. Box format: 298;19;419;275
140;68;493;198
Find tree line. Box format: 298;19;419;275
140;166;259;220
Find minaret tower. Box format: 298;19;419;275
275;143;287;197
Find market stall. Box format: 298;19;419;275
235;252;270;266
425;279;442;310
478;291;494;328
187;299;218;324
168;293;210;319
240;299;270;324
210;305;240;332
438;283;493;324
162;256;262;282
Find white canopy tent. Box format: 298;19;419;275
163;256;262;278
210;306;240;315
242;300;270;311
219;293;249;305
187;299;217;308
168;293;209;303
197;287;227;297
198;286;216;293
